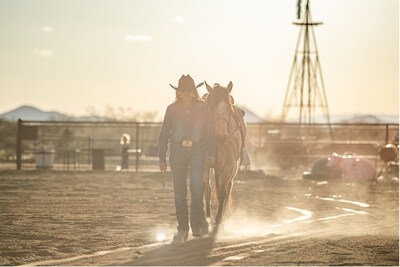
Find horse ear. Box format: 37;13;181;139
227;81;233;93
205;81;213;93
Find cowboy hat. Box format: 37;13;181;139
169;75;204;91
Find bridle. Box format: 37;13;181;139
209;97;240;142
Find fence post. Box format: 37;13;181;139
135;122;139;172
16;119;22;170
87;137;91;166
385;124;389;144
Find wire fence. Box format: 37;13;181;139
13;119;399;172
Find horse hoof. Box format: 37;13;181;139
212;224;222;234
210;228;218;237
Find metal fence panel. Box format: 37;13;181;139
15;120;399;171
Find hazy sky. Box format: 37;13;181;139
0;0;398;120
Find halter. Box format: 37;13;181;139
209;100;240;144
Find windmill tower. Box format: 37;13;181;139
280;0;332;126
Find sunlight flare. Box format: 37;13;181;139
156;231;167;242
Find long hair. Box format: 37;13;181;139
174;89;202;103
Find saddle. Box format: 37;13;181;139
233;106;250;166
233;106;246;144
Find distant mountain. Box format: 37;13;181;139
337;114;383;124
0;105;397;124
284;114;399;124
325;114;398;124
0;105;108;121
0;104;266;123
0;105;68;121
237;105;265;123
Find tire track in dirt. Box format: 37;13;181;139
127;196;372;266
28;202;369;266
212;233;323;266
213;200;371;266
20;206;319;266
125;229;336;266
22;244;160;266
4;171;396;266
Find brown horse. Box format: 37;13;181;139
204;81;245;231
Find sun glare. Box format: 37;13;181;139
156;231;167;242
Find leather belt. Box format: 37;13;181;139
182;140;193;147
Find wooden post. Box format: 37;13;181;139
385;124;389;144
135;122;140;173
16;119;22;170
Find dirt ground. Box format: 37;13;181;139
0;169;398;266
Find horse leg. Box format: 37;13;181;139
203;164;212;218
216;163;239;230
215;175;231;231
214;188;226;231
210;170;222;232
226;179;234;217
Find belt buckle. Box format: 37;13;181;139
182;140;193;147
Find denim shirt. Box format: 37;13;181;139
158;99;215;163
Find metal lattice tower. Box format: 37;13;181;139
280;0;332;126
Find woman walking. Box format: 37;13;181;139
158;74;214;243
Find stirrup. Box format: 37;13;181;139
240;147;251;166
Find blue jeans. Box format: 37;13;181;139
169;143;207;231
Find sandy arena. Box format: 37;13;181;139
0;170;398;266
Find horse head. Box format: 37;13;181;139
205;81;235;144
